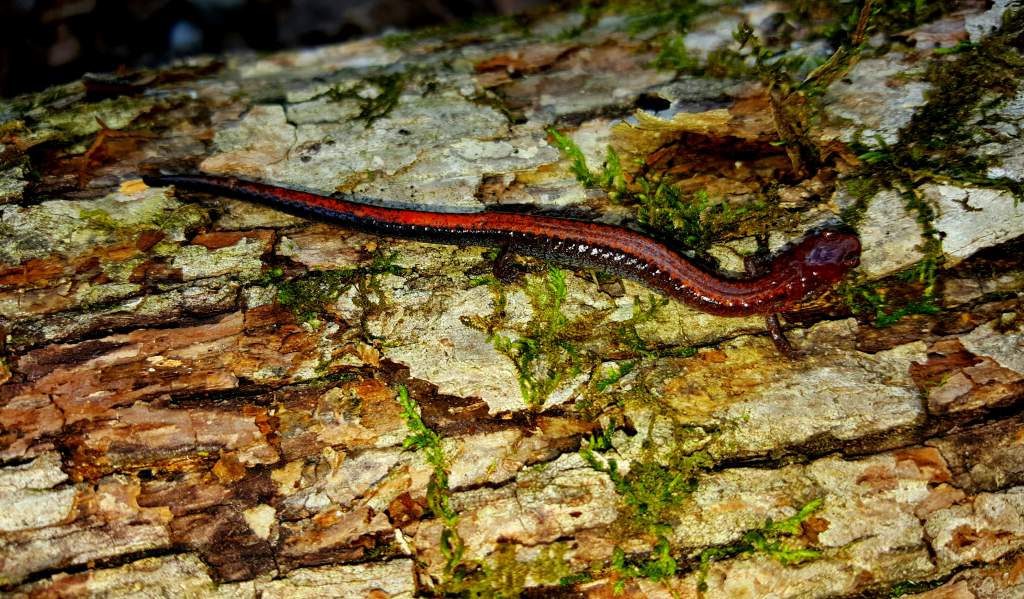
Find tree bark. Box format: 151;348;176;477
2;1;1024;597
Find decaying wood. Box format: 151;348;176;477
1;1;1024;597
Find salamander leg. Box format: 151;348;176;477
492;243;520;283
744;234;773;276
766;313;802;358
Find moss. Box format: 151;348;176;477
794;1;957;47
463;273;510;336
733;17;865;173
854;8;1024;198
887;578;945;597
607;536;677;593
276;250;406;325
843;142;947;328
614;295;696;359
397;385;464;574
355;73;405;127
651;35;701;71
307;370;358;387
468;90;525;125
78;207;126;232
324;73;406;128
580;428;712;537
594;361;636;393
442;543;575;598
836;8;1024;328
865;0;960;40
931;40;975;56
576;418;712;591
841;254;942;328
466;264;632;410
381;14;518;48
633;2;876;178
634;184;770;255
620;0;712;36
277;269;355;324
546;130;628;197
696;498;824;592
837;175;882;227
547;130;773;257
257;266;285;286
445;544;527;598
547;128;596;187
487;267;593;408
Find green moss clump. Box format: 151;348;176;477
651;35;701;71
887;578;945;597
608;537;677;593
355;73;405;127
594;361;637;393
488;266;594;408
696;498;825;592
837;7;1024;329
581;434;711;536
467;262;673;411
323;73;406;128
614;295;696;359
547;128;597;187
862;0;960;40
795;1;957;47
547;129;773;257
576;419;712;591
276;250;407;324
635;183;769;255
852;8;1024;198
442;543;575;598
276;268;358;324
398;385;464;573
841;254;941;328
78;208;121;231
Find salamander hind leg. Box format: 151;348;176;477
766;313;803;359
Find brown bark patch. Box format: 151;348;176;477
190;229;275;250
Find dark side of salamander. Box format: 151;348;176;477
141;174;861;355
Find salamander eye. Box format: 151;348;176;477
842;250;859;266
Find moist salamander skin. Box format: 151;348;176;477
141;174;861;346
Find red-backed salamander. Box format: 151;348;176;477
141;174;861;355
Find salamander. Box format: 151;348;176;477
141;174;861;354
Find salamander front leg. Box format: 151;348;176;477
744;233;773;276
492;242;520;283
766;313;802;358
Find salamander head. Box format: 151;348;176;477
777;227;860;306
803;227;860;268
